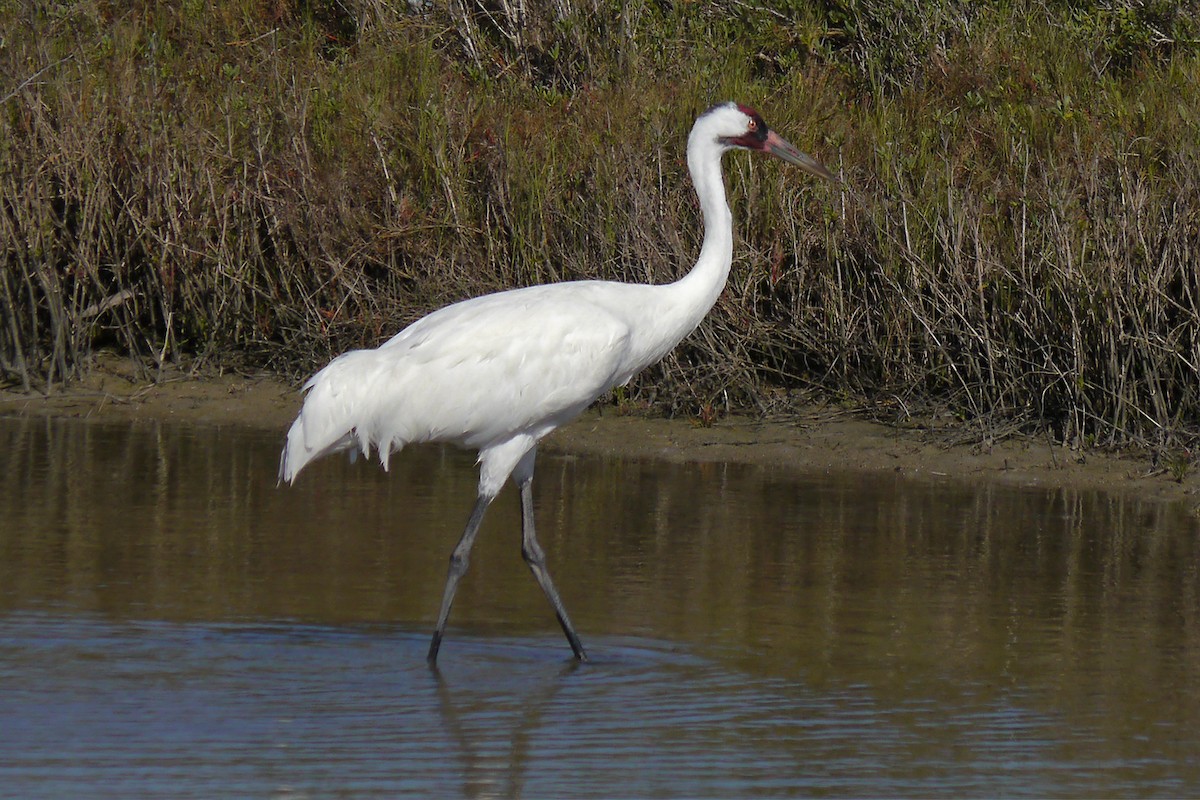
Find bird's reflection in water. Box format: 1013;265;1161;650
429;648;583;799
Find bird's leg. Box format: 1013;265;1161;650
428;495;491;664
518;476;588;662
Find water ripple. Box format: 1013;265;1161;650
1;612;1188;798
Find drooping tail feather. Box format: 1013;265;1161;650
278;349;389;485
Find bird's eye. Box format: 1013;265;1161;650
747;119;758;131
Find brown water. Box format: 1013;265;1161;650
1;415;1198;797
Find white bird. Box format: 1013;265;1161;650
279;101;836;663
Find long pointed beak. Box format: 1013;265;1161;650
764;130;838;184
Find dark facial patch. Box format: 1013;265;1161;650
719;105;771;150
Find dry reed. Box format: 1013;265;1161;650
2;0;1198;458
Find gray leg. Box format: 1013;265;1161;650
428;495;491;663
519;476;588;661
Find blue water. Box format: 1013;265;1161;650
1;416;1198;797
1;613;1139;799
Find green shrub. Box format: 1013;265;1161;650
2;0;1198;452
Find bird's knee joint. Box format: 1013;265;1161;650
521;543;546;568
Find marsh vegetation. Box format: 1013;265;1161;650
3;0;1198;455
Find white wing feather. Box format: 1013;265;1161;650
279;281;641;484
279;103;772;488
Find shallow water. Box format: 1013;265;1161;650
1;415;1197;797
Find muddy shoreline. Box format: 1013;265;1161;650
3;354;1197;511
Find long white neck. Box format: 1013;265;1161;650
609;112;739;376
675;129;734;321
629;126;732;364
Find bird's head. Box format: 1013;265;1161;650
696;101;837;184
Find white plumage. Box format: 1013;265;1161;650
279;101;835;662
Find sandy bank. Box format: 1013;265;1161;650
3;354;1196;511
